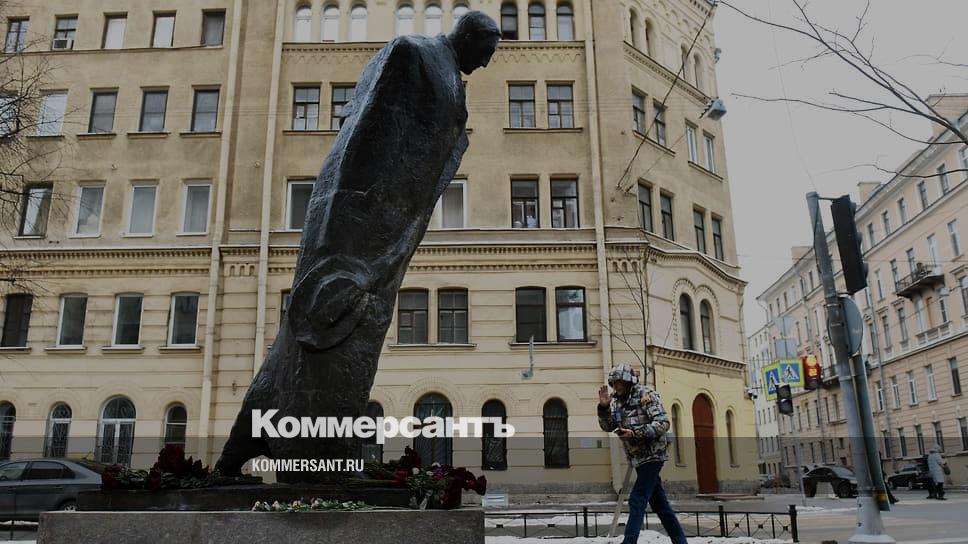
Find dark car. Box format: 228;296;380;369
0;458;105;521
803;465;858;498
887;462;931;490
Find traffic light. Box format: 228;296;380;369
803;355;821;390
777;385;794;416
831;195;868;295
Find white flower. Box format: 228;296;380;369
412;467;420;474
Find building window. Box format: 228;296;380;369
881;211;891;236
874;270;884;299
867;223;875;247
632;91;646;134
349;5;367;41
951;358;962;396
880;314;891;349
163;404;187;448
330;85;355;130
152;13;175;48
528;2;545;40
933;421;944;452
413;394;453;465
396;5;415;36
286;179;313;230
897;198;907;223
693;209;706;253
555;287;586;342
907;370;918;405
1;294;32;348
898;428;908;457
53;16;77;49
551;179;578;228
509;84;536;128
127;184;157;235
44;404;71;458
363;402;384;463
543;398;569;467
453;4;469;28
292;86;320;131
917;181;929;209
191;89;219;132
685;124;698;163
19;185;52;237
88;91;117;133
168;293;199;346
182;183;211;234
726;410;736;466
482;400;507;470
511;179;539;228
438;289;468;344
5;19;28;53
202;10;225;46
897;307;908;343
98;397;135;466
439;180;465;228
547;84;574;128
660;193;674;240
652;101;667;145
294;6;311;41
638;183;653;232
424;4;442;36
72;184;104;237
875;380;884;412
112;294;143;346
915;424;925;456
949;220;962;256
679;294;694;350
671;404;683;464
711;217;724;260
515;287;546;342
0;403;14;460
102;15;126;49
960;417;968;451
906;248;916;273
938;164;950;194
321;6;340;42
700;300;714;353
139;89;168;132
890;376;900;408
397;290;428;344
37;92;67;136
57;295;87;347
557;2;574;40
703;133;716;172
925;365;937;401
500;2;518;40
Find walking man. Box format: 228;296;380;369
927;446;948;500
598;363;687;544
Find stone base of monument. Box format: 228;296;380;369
38;508;484;544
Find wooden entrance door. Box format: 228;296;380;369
692;394;719;494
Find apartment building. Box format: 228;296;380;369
0;0;756;495
747;324;782;478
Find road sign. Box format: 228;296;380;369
779;359;804;387
763;363;780;400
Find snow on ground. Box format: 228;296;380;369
486;533;791;543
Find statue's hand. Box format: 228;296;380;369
288;256;373;352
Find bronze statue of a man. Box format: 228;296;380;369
216;12;501;483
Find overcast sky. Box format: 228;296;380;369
714;0;968;334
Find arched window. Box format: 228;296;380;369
528;3;546;40
294;5;312;42
628;9;638;47
45;403;71;458
414;394;452;465
363;401;384;463
0;402;15;460
453;4;469;28
700;300;714;354
670;403;683;465
482;400;507;470
424;4;442;36
693;54;703;90
322;5;340;42
349;5;367;41
501;2;518;40
396;5;415;36
556;2;574;40
542;398;569;467
644;19;655;56
726;409;736;466
681;46;691;81
679;294;695;350
163;404;187;449
98;397;136;465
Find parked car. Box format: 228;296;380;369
887;462;931;490
802;466;858;498
0;458;105;521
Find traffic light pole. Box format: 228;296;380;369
807;193;894;544
787;411;807;506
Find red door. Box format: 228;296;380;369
692;394;719;494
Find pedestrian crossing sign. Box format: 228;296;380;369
763;363;780;400
779;359;804;387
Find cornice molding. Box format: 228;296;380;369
623;43;708;106
652;345;746;377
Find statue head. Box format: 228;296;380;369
448;11;501;75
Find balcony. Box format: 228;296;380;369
915;321;952;346
894;262;945;298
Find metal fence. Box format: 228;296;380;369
485;504;799;541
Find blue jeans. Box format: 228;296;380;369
623;461;687;544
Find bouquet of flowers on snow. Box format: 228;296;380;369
101;444;218;491
356;447;487;510
251;499;369;512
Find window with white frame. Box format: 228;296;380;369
424;4;442;35
286;179;314;230
453;4;469;28
112;294;143;346
874;269;883;299
897;307;908;343
897;198;907;223
925;365;937;401
19;185;52;237
961;146;968;180
949;220;962;256
74;184;104;236
292;86;320;131
57;294;87;346
439;179;465;228
127;185;157;235
890;376;900;408
102;15;126;49
321;6;339;41
152;13;175;48
294;6;311;42
685;124;698;163
163;404;187;448
349;5;367;41
907;370;918;405
168;293;199;345
37;92;67;136
938;164;950;194
632;90;646;134
703;133;716;172
396;5;415;36
875;380;884;412
551;179;578;228
182;183;211;234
